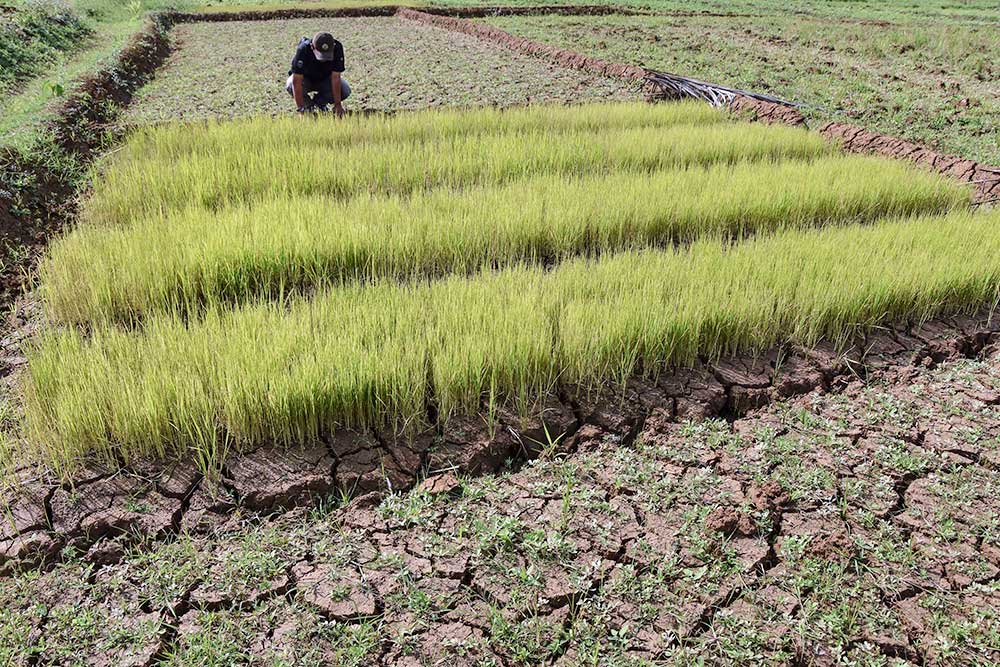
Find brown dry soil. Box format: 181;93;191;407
3;313;1000;665
124;16;637;123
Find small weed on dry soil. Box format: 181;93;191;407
126;16;636;122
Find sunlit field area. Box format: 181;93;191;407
20;101;993;478
5;0;1000;662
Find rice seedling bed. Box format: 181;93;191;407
26;206;1000;474
14;100;995;480
47;151;969;325
124;16;636;123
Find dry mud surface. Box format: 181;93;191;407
3;314;1000;664
125;16;636;123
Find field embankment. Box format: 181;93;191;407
0;1;91;96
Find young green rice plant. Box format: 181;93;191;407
123;100;725;163
23;208;1000;477
83;121;831;227
42;155;967;326
25;282;431;474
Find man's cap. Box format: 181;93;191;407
312;32;337;62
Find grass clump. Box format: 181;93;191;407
24;209;1000;476
42;154;970;325
83;110;831;225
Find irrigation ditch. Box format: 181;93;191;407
3;1;1000;578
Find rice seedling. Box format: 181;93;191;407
41;154;969;326
123;100;724;163
83;120;831;227
24;208;1000;476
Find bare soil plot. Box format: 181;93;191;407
126;16;637;122
3;328;1000;665
481;13;1000;164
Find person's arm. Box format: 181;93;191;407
331;70;344;117
292;73;307;112
331;41;346;117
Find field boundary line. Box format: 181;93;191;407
163;4;642;24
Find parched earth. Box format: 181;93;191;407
3;312;1000;665
125;16;637;123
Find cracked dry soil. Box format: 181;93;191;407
2;314;1000;665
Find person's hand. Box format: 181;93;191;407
334;104;345;118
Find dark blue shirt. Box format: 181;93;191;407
289;37;345;80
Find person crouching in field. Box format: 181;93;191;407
286;31;351;116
